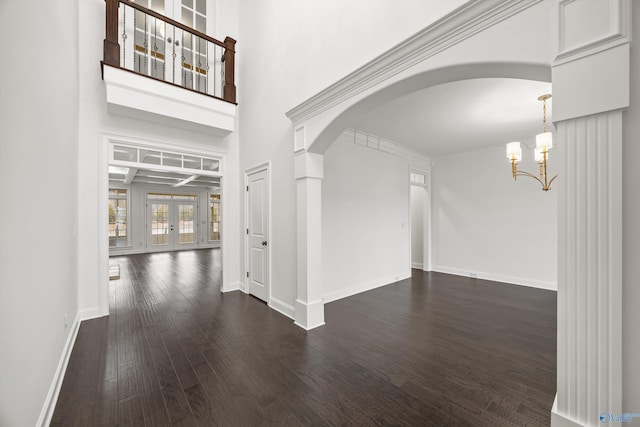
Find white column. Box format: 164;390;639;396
551;1;630;425
294;151;325;330
554;111;623;426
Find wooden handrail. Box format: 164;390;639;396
118;0;229;49
103;0;236;104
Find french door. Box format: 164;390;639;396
125;0;213;93
147;195;198;252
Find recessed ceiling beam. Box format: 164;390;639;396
173;175;198;187
124;168;138;185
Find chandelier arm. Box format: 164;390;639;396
546;174;559;188
515;170;546;188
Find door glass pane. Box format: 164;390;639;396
178;204;195;243
109;191;128;248
196;14;205;33
195;0;205;15
181;7;194;28
210;195;220;240
151;0;164;13
151;203;169;245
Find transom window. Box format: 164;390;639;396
147;193;197;200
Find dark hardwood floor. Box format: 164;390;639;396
52;249;556;426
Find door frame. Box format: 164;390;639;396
409;167;431;272
99;132;227;317
145;193;199;252
244;162;272;304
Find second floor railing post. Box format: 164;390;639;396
223;37;236;104
104;0;120;67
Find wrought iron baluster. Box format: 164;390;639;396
197;37;202;93
205;41;209;95
121;4;127;65
171;26;176;84
143;14;148;74
153;16;158;75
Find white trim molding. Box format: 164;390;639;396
285;0;543;123
294;299;325;331
103;64;236;134
432;265;557;291
294;125;306;153
551;395;584;427
36;312;82;427
322;272;412;304
555;0;631;65
294;152;325;330
270;297;295;320
554;110;623;426
221;282;242;293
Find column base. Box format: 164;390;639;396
551;395;584;427
294;299;325;330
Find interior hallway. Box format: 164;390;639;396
51;249;556;426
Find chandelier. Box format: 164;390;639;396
506;94;557;191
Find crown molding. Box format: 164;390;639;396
285;0;543;124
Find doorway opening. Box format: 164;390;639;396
100;135;225;316
409;169;429;272
244;163;270;303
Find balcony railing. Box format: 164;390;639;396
103;0;236;104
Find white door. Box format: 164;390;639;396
247;169;269;302
174;201;197;249
147;197;198;252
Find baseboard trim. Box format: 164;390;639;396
269;297;295;320
221;281;241;293
411;262;424;269
431;265;557;291
322;271;412;303
294;299;325;330
551;395;584;427
36;311;81;427
78;307;101;321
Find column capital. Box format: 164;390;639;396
294;152;323;180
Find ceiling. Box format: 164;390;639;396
109;166;221;190
109;79;552;188
350;78;553;158
108;144;221;190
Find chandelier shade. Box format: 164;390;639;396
505;94;557;191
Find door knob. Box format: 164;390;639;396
262;241;267;246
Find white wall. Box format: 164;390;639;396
238;0;466;310
432;147;557;290
322;133;428;302
0;0;80;425
410;186;426;268
77;0;241;314
622;1;640;410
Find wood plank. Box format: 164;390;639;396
52;251;556;425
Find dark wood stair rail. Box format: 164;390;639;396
103;0;236;104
